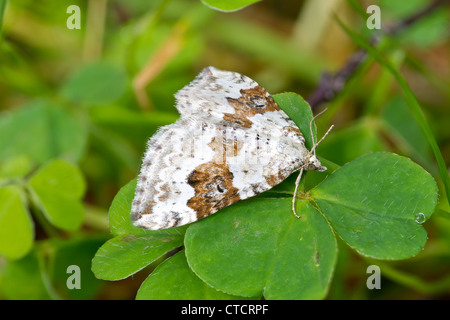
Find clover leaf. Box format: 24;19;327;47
92;93;438;299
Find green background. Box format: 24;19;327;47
0;0;449;300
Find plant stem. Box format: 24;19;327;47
83;0;108;62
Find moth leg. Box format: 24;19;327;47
292;167;304;218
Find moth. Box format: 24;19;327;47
131;67;331;230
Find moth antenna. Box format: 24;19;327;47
311;124;334;155
292;167;304;218
309;108;328;156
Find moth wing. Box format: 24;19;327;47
132;67;310;230
131;117;308;230
132;116;252;230
220;126;307;202
175;67;299;132
175;66;257;118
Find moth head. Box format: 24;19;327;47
306;153;327;172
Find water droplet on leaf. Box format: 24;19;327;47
415;212;426;224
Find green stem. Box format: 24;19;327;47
83;205;111;232
364;49;405;116
37;245;63;300
83;0;107;61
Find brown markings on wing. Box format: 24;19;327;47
227;85;280;112
187;162;240;219
223;85;281;128
208;137;226;164
208;134;243;164
157;183;171;201
131;199;157;221
186;127;244;219
131;157;163;221
283;125;303;138
264;168;293;188
223;113;253;128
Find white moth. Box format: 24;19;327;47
131;67;330;230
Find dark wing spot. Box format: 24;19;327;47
187;163;240;219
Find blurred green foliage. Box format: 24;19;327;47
0;0;449;300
